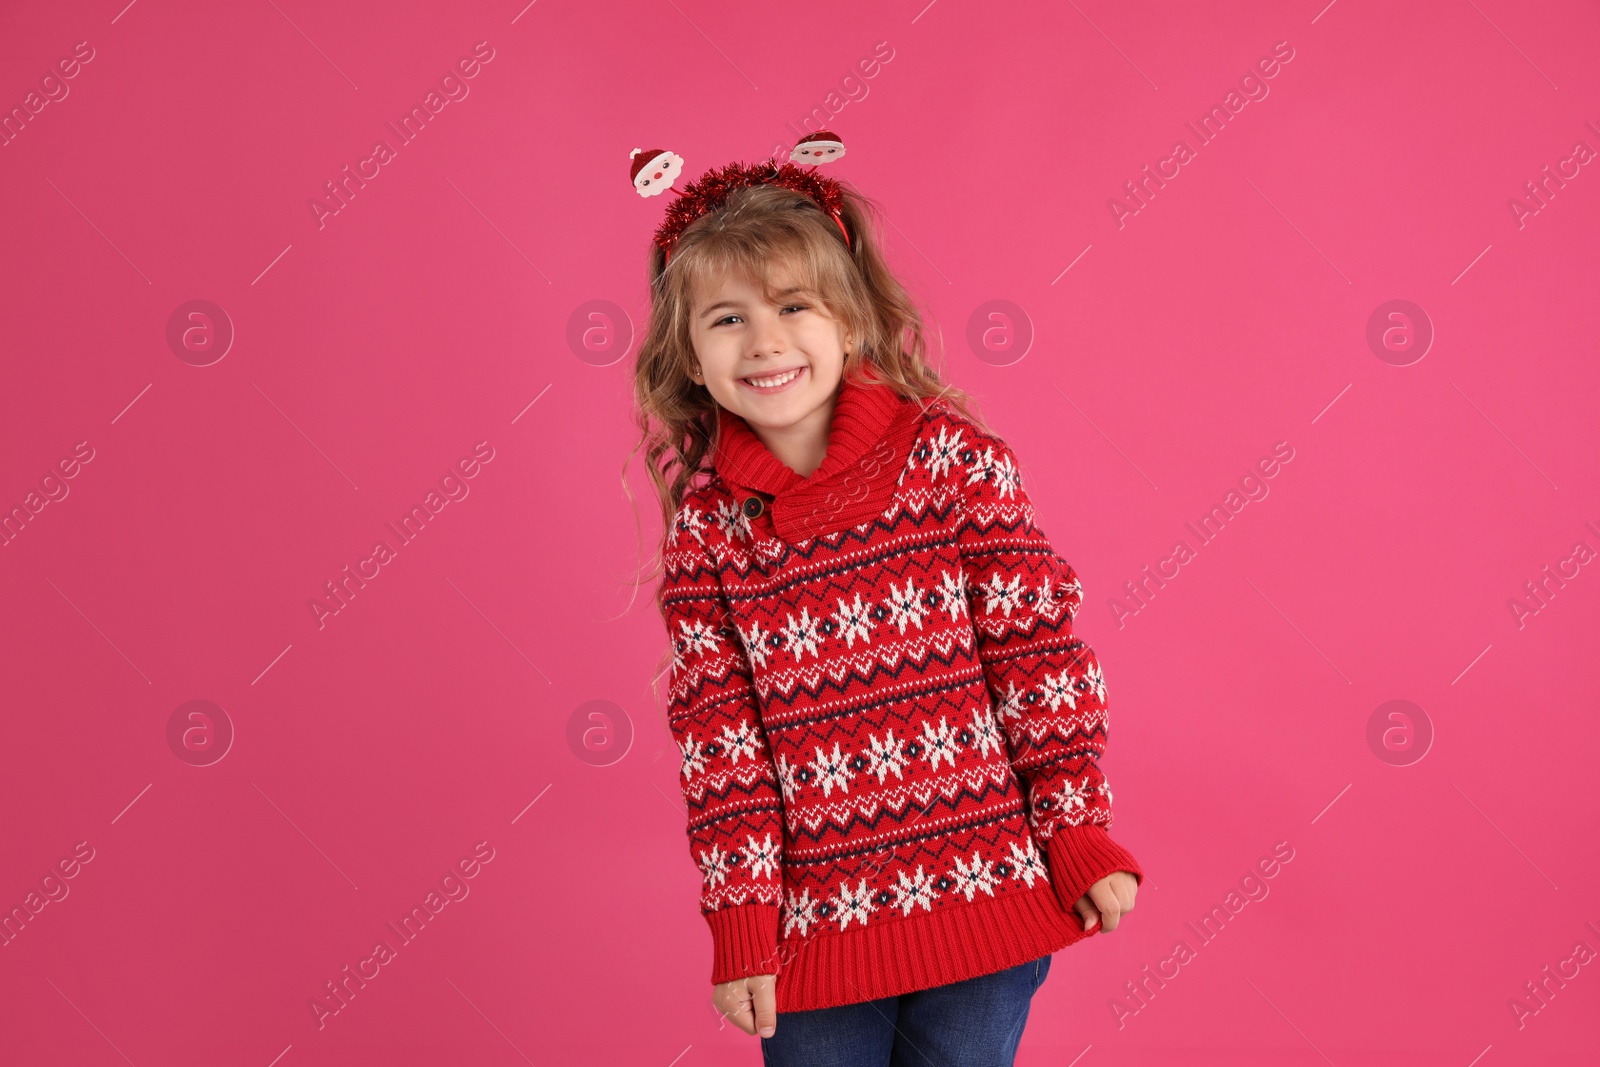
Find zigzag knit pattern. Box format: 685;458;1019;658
659;387;1144;1012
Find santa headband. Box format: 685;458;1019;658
629;131;850;267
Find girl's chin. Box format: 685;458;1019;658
737;394;813;429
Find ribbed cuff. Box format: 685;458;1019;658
705;904;782;985
1043;823;1144;918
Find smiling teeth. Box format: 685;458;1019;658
747;368;801;388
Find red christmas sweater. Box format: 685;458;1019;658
659;370;1145;1013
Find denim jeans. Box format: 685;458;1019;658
760;954;1052;1067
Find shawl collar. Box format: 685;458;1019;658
711;368;924;542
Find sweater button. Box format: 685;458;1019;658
742;495;765;519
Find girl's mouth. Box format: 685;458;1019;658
739;365;807;395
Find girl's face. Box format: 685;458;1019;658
688;265;850;436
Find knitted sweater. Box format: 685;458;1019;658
659;370;1145;1013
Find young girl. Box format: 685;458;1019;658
630;145;1144;1066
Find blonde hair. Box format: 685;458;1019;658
618;178;989;624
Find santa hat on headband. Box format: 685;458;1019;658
628;134;853;263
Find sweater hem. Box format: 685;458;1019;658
770;881;1089;1013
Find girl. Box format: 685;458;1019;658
629;151;1144;1066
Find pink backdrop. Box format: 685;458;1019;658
2;0;1597;1064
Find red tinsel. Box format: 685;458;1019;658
654;158;847;258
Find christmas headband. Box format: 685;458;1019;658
629;131;850;266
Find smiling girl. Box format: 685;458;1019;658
630;161;1144;1067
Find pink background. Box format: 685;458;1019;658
2;0;1598;1064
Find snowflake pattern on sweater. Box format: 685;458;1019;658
659;394;1143;1008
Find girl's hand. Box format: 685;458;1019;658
1074;870;1139;933
713;974;779;1038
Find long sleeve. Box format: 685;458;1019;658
659;507;786;983
951;429;1145;915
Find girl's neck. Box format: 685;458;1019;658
749;388;839;479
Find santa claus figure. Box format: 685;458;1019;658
790;131;846;165
629;148;685;197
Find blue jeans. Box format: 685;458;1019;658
760;955;1052;1067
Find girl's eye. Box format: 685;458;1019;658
713;307;806;327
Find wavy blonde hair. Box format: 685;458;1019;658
619;178;988;625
